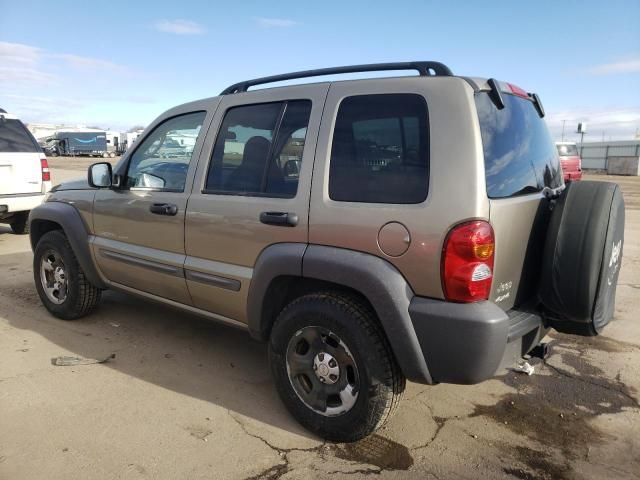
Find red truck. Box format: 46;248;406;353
556;142;583;181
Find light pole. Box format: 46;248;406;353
561;120;566;141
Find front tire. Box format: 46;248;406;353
33;230;101;320
269;292;405;442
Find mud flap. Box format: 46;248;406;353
538;181;625;336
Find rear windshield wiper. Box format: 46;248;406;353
530;92;545;118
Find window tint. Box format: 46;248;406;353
205;100;311;198
125;111;206;192
329;94;429;204
476;93;562;198
557;144;579;156
0;118;40;153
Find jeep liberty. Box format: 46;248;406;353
29;62;625;441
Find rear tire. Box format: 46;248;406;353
269;292;405;442
10;212;30;234
33;230;101;320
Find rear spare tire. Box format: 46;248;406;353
539;181;624;336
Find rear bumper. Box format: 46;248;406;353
408;297;547;384
0;193;45;218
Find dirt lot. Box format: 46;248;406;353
1;159;638;480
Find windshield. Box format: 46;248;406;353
557;144;579;156
0;118;41;153
476;92;563;199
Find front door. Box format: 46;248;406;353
92;109;211;304
184;84;328;323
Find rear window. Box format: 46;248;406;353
476;93;562;198
329;94;429;204
0;118;40;153
557;144;579;156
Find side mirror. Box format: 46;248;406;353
88;162;112;188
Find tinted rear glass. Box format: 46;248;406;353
476;93;562;198
557;144;579;156
0;118;40;153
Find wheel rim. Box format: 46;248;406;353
39;249;68;304
286;326;360;417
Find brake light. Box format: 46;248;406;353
507;83;529;99
442;220;495;303
41;158;50;182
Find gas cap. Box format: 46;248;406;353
377;222;411;257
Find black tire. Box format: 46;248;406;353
269;292;405;442
539;181;625;335
10;212;30;234
33;230;101;320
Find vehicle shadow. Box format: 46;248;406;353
0;250;315;440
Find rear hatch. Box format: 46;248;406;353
0;114;44;195
475;87;563;311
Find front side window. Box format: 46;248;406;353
205;100;311;198
125;111;206;192
329;94;429;204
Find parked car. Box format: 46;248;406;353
556;141;583;181
0;108;51;234
39;137;60;157
28;62;625;442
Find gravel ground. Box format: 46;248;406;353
0;163;638;480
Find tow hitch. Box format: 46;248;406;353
529;342;552;360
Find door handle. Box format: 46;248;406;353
259;211;298;227
149;203;178;216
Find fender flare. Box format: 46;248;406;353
248;243;433;384
29;201;107;289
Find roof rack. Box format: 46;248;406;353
220;61;453;95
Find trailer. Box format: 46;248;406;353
54;131;108;157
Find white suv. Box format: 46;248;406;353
0;109;51;234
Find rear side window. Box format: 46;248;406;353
557;144;579;156
329;94;429;204
205;100;312;198
0;118;40;153
476;93;562;198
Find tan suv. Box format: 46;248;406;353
29;62;625;442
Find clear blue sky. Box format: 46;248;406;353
1;0;639;140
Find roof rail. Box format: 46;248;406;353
220;61;453;95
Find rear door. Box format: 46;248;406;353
0;114;43;195
475;89;563;310
184;84;327;323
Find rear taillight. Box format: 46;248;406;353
442;220;495;303
41;158;50;182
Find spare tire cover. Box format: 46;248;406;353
539;181;625;336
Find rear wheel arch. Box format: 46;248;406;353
257;275;379;339
248;244;434;384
